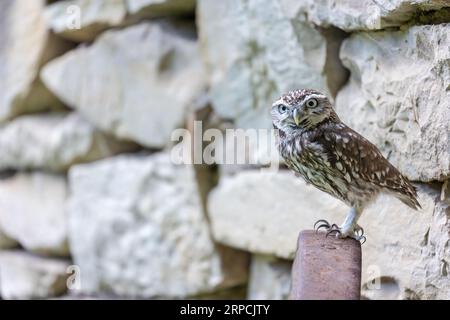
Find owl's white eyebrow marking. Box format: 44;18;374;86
299;93;327;106
272;98;287;107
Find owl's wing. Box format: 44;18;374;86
316;125;420;209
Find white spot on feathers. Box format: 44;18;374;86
344;172;352;182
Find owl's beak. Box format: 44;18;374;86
293;108;301;126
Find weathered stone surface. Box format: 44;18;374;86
0;113;136;172
208;170;348;259
42;22;205;148
45;0;196;42
336;24;450;182
198;0;347;131
247;255;292;300
45;0;127;42
360;183;450;300
0;172;69;256
0;0;71;122
0;251;69;299
68;152;247;298
287;0;450;31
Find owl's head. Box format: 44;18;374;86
271;89;338;133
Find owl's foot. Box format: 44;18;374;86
352;225;365;243
313;219;366;244
330;226;366;244
341;224;366;244
314;219;340;235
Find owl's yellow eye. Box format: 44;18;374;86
278;105;289;113
306;98;318;108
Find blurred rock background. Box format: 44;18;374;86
0;0;449;300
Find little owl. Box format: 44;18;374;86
271;89;421;243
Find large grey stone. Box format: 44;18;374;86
0;172;69;256
360;183;450;300
198;0;348;131
336;24;450;182
67;152;247;298
0;113;136;172
0;0;71;122
247;255;292;300
45;0;196;42
208;170;348;259
287;0;450;31
0;251;69;299
41;22;205;148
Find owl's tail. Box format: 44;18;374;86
394;182;422;210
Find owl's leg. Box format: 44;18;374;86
338;207;365;243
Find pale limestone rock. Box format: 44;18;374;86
0;0;71;122
286;0;450;31
45;0;127;42
336;24;450;182
41;23;205;148
67;152;247;298
207;170;349;259
45;0;196;42
0;251;69;299
360;184;450;300
0;113;136;172
247;255;292;300
198;0;347;131
0;172;69;256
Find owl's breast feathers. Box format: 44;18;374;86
279;121;421;209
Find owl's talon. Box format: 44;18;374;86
314;219;342;237
314;219;330;231
360;236;366;245
326;228;342;238
354;225;364;237
326;230;341;238
316;223;330;231
350;225;366;244
350;234;366;244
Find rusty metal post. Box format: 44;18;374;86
290;230;361;300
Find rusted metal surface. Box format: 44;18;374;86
290;230;361;300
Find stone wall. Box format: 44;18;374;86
0;0;448;299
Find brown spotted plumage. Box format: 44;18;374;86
271;89;421;241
